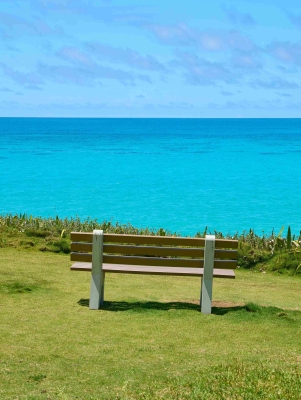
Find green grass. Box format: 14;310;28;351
1;247;301;399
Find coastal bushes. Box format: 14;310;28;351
1;214;301;275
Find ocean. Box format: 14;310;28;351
1;118;301;236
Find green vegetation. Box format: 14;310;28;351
0;247;300;399
1;214;301;275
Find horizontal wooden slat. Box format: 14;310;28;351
104;264;205;275
70;243;237;260
104;234;238;249
215;249;238;260
70;263;235;279
70;253;237;269
103;244;204;257
71;232;93;242
70;232;238;249
70;252;92;263
215;239;238;249
70;253;204;267
104;256;236;269
71;232;206;246
103;255;202;268
70;262;92;271
103;245;237;259
214;260;237;269
71;242;93;252
104;234;206;246
103;265;236;278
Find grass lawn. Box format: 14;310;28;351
1;247;301;399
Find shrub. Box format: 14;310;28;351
51;239;70;254
24;229;51;238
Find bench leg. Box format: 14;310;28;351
200;235;215;314
89;230;104;310
100;272;105;305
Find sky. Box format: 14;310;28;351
1;0;301;118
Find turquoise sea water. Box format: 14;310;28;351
1;118;301;235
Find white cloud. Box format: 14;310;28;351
267;41;301;66
250;77;299;89
221;5;256;27
231;54;262;70
85;42;167;72
37;62;151;86
57;47;94;67
142;22;257;54
0;11;64;39
172;50;235;86
1;63;44;89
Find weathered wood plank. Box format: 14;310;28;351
215;249;238;259
71;232;93;242
102;256;236;269
71;243;237;259
70;262;235;279
71;252;92;262
103;234;206;246
70;253;237;269
71;232;238;249
215;239;238;249
70;262;91;271
103;255;202;268
214;260;237;269
103;244;204;257
71;242;93;252
103;246;237;259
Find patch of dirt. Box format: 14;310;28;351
212;301;245;308
182;299;245;308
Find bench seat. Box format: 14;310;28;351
71;262;235;278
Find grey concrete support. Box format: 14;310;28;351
200;235;215;314
89;230;104;309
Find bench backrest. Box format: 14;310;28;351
70;232;238;270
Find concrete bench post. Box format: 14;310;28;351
200;235;215;314
89;230;104;309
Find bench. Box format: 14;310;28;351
70;231;238;314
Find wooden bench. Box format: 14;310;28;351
70;231;238;314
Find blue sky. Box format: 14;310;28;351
1;0;301;117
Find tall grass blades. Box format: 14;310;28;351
1;214;301;274
287;225;292;250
